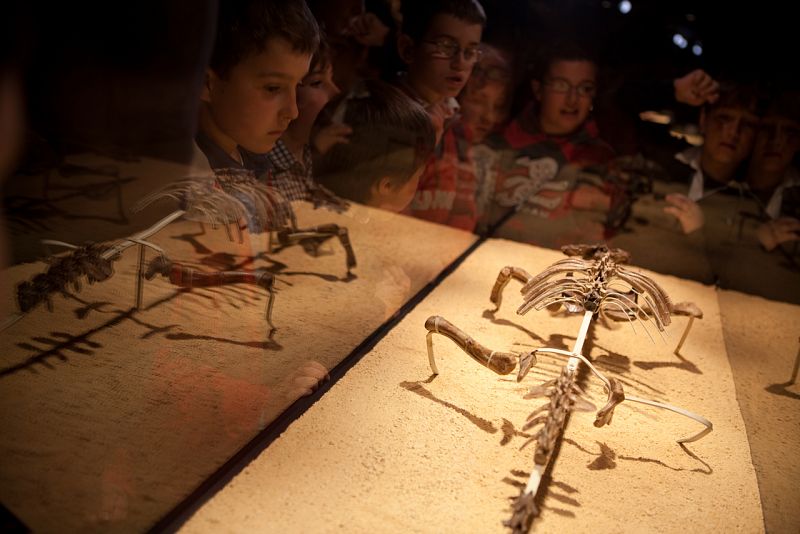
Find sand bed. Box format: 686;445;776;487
183;240;764;533
0;201;474;532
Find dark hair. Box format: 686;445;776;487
210;0;320;78
706;81;761;115
531;40;597;82
761;89;800;122
464;44;513;92
315;80;436;203
400;0;486;42
308;29;331;75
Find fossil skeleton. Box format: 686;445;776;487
135;169;356;276
424;244;712;533
3;169;356;334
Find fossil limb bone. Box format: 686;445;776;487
425;315;523;376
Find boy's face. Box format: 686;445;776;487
459;80;509;143
533;60;596;136
317;0;364;41
750;114;800;177
290;64;341;136
701;106;759;166
204;38;311;154
404;14;483;103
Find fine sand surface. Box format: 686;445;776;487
607;181;715;285
717;290;800;534
0;199;475;533
182;239;764;533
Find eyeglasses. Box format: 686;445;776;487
471;63;512;83
423;37;483;63
544;78;596;98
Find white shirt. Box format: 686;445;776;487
675;146;704;201
764;165;800;219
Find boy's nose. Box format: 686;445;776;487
450;52;468;71
284;92;300;122
766;125;785;146
724;119;742;141
329;82;341;100
565;89;578;105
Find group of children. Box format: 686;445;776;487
655;84;800;251
195;0;799;256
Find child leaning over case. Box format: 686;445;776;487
315;79;436;212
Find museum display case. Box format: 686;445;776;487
1;1;798;533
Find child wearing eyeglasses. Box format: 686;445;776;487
456;44;514;233
504;40;615;173
393;0;487;232
485;41;615;247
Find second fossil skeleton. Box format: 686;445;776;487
424;244;711;533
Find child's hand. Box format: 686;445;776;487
756;217;800;251
570;183;611;211
285;360;330;398
426;100;455;146
663;193;704;234
313;123;352;155
674;69;720;106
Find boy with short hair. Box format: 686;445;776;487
196;0;320;176
315;79;436;212
394;0;486;232
457;44;513;232
683;84;761;200
192;0;331;400
659;82;761;234
265;34;351;209
747;91;800;251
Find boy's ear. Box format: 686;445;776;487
397;33;416;65
201;68;217;104
370;176;394;201
378;176;396;195
531;79;542;101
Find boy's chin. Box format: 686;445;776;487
432;80;461;98
242;139;277;155
440;86;463;99
551;117;583;135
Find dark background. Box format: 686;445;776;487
483;0;797;86
4;0;797;164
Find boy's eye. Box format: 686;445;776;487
741;120;758;132
264;85;282;94
462;46;482;61
423;37;483;63
425;38;459;58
